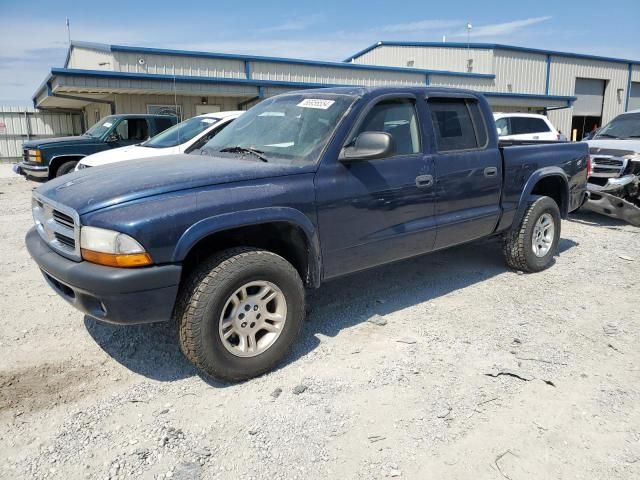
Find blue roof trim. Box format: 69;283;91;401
346;41;640;66
108;43;494;79
45;67;575;105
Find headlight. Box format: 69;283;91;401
80;226;152;267
28;149;42;162
75;162;89;171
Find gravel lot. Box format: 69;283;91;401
1;163;639;480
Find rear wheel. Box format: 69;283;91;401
502;196;561;272
55;161;78;177
175;247;305;382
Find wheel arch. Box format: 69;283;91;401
48;154;86;178
515;168;569;225
173;207;322;288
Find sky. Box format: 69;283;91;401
1;0;639;105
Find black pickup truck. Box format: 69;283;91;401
26;87;588;381
17;114;177;179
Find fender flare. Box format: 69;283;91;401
172;207;322;287
514;167;569;225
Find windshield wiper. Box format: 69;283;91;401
596;133;619;138
219;146;269;162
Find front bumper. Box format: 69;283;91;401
583;182;640;226
26;227;182;324
19;162;49;179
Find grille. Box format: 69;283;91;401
590;155;627;179
54;232;75;249
53;210;74;229
32;194;81;261
592;157;623;167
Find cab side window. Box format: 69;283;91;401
428;98;488;152
353;99;421;156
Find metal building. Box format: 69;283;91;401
347;41;640;139
31;40;640;141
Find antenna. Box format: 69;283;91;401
466;22;473;73
66;18;71;45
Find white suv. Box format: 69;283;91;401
494;113;562;141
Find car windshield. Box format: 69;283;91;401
202;93;357;164
144;116;221;148
84;116;117;138
595;113;640;139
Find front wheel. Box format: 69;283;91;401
502;196;561;272
55;161;78;177
175;247;305;382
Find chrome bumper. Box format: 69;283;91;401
19;162;49;178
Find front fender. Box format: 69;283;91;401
514;167;569;224
172;206;322;286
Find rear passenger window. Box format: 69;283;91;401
353;99;421;156
511;117;550;134
428;98;488;152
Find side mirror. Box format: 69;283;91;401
340;132;395;162
105;133;118;143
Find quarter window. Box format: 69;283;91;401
428;98;487;152
353;99;421;156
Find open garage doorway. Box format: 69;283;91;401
572;78;606;140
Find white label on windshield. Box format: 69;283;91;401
103;122;113;127
297;99;335;110
201;118;217;124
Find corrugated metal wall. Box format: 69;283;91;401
113;51;246;79
493;49;547;94
67;47;114;71
250;61;425;86
352;45;494;74
0;107;82;162
547;56;629;134
114;94;241;119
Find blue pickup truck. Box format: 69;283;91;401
17;114;177;179
26;87;588;381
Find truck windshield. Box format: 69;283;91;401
595;113;640;139
202;93;356;164
84;116;117;138
144;116;222;148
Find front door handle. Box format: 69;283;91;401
415;174;434;188
484;167;498;178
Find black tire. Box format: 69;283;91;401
502;196;561;273
55;161;78;177
175;247;305;382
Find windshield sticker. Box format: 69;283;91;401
201;118;217;124
103;122;112;127
297;99;335;110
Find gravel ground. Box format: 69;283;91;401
1;163;639;480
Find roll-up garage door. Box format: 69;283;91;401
629;82;640;111
573;78;605;116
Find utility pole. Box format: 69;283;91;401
66;18;71;45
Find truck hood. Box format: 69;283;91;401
80;145;168;167
35;154;312;215
23;135;101;149
587;139;640;156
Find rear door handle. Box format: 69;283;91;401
484;167;498;178
415;174;434;188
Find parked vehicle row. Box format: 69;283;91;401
75;111;243;170
25;86;589;381
17;114;178;179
